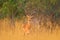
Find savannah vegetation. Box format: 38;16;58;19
0;0;60;33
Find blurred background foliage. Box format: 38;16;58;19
0;0;60;20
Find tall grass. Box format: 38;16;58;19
0;15;60;34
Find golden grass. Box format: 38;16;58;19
0;18;60;40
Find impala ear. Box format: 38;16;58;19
26;15;29;17
26;15;33;19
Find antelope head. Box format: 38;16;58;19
26;15;33;21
